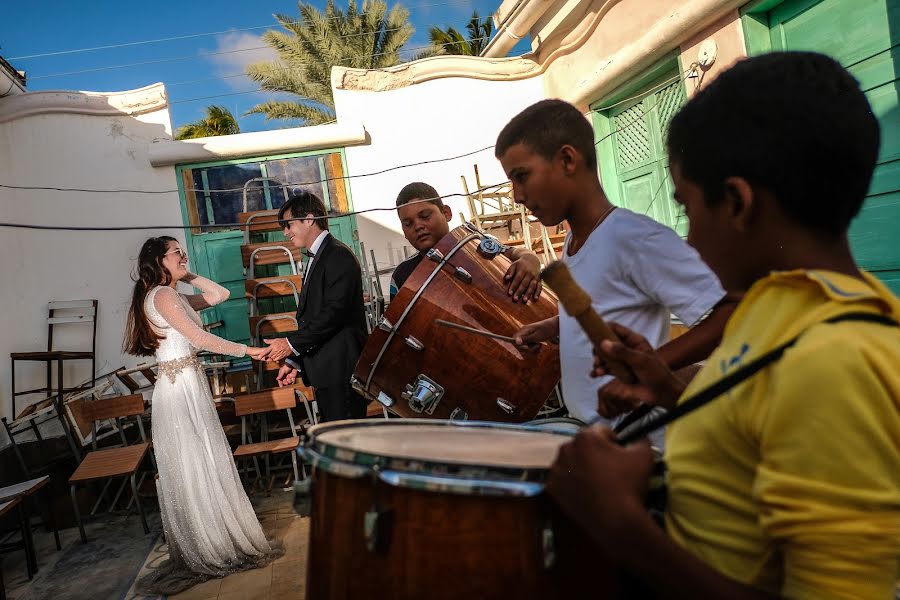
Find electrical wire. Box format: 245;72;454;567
9;0;477;61
0;185;509;231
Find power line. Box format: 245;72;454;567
0;143;497;195
0;186;509;231
0;65;697;198
28;31;395;81
9;0;476;61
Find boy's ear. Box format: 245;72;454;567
722;176;755;233
557;144;581;175
441;204;453;221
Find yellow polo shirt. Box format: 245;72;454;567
665;270;900;599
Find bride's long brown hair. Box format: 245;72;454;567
123;236;178;356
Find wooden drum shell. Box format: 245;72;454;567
354;225;561;422
306;465;612;600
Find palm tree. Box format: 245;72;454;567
429;11;493;57
174;105;240;139
246;0;416;126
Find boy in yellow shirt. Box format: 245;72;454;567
547;51;900;599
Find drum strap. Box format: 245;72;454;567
617;311;899;445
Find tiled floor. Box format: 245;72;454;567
1;490;307;600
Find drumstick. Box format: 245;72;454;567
540;261;636;384
435;319;517;343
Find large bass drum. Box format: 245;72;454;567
352;224;561;422
302;419;619;600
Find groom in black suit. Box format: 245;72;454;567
263;191;369;422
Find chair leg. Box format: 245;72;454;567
0;554;6;600
2;419;30;478
18;504;36;579
70;485;87;544
130;473;149;535
290;451;300;484
44;487;60;551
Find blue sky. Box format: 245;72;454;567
1;0;524;133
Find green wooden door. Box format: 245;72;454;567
593;66;689;236
177;149;359;346
744;0;900;293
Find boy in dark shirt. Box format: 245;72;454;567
390;181;543;301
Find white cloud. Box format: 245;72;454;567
207;31;280;90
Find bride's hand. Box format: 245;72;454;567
246;346;270;361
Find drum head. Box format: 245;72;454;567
312;419;569;470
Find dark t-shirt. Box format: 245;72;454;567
389;252;424;300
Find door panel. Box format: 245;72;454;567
178;150;358;345
763;0;900;280
604;77;686;233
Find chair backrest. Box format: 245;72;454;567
233;387;296;417
47;299;98;352
250;313;298;344
245;276;303;301
86;393;145;422
115;363;158;394
83;393;147;451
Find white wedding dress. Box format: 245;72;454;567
135;277;281;595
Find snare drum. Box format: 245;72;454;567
301;419;623;599
352;224;561;422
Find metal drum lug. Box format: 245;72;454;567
376;391;395;408
426;248;444;262
404;336;425;351
377;316;393;332
454;267;473;283
496;398;515;414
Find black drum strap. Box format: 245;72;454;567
617;312;899;445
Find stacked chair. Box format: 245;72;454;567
233;179;318;490
461;164;567;266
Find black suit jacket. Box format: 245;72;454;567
287;234;368;388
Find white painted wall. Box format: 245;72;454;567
0;92;182;441
333;75;545;288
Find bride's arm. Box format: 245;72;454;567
180;272;231;311
153;286;247;357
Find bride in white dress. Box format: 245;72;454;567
124;236;282;595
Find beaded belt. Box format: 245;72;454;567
157;355;203;384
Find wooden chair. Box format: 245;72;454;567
0;496;34;590
1;372;118;478
114;363;157;396
249;313;299;391
239;208;283;245
9;299;99;464
241;242;302;279
67;394;152;543
233;388;304;492
245;275;303;317
0;476;60;579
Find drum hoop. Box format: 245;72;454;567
363;231;482;391
301;419;573;493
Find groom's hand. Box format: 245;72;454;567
276;364;298;387
263;338;293;362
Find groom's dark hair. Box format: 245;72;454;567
278;190;330;232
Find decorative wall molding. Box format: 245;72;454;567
332;0;743;101
0;83;168;124
332;55;542;91
148;121;369;167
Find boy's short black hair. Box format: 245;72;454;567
495;99;598;169
396;182;444;209
667;51;879;238
278;189;329;231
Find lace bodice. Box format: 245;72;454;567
145;278;246;362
